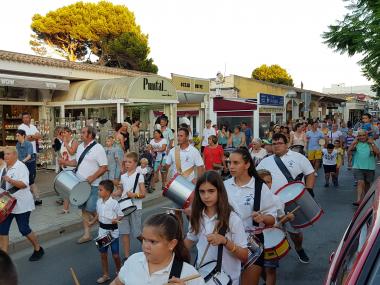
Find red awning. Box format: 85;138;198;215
177;110;199;116
213;97;257;111
217;111;253;117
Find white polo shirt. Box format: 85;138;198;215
76;141;108;186
0;160;34;214
224;177;277;232
166;145;204;182
149;138;167;160
18;123;39;154
96;197;123;238
186;211;247;285
118;252;205;285
256;150;314;193
201;127;216;146
120;170;145;210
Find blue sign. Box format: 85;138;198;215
259;93;284;106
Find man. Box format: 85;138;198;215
165;127;204;184
59;126;108;243
160;116;174;151
15;130;35;189
257;133;315;264
0;249;18;285
326;124;343;146
348;130;379;206
306;121;325;176
241;121;252;146
0;147;44;261
201;119;216;153
18;112;42;206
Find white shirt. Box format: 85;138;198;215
0;160;35;214
75;141;108;186
120;170;145;210
149;138;167;161
60;139;76;171
18;123;39;154
201;127;216;146
166;145;204;181
96;197;123;238
322;149;338;165
137;166;150;176
256;150;315;193
224;177;277;232
186;211;247;285
327;130;343;143
118;252;205;285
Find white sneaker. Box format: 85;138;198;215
314;172;318;177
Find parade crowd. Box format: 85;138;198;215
0;111;379;285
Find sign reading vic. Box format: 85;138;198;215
259;93;284;107
143;78;166;91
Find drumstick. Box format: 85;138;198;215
256;203;277;214
70;267;81;285
163;274;201;285
161;207;184;212
276;206;301;226
197;227;218;269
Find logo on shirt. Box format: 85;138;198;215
287;160;296;168
244;194;255;206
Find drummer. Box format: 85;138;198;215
59;126;108;244
165;127;204;184
256;133;315;264
224;147;277;285
0;146;44;261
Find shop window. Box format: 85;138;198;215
217;117;253;132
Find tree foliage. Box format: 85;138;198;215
322;0;380;95
251;64;294;86
30;1;157;73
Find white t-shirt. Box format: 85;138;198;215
224;177;277;232
256;150;315;193
75;141;108;186
18;123;39;154
322;149;338;165
118;252;205;285
201;127;216;146
149;138;167;161
60;139;76;171
120;170;145;210
0;160;34;214
327;130;343;143
186;211;247;285
166;145;204;181
96;197;123;238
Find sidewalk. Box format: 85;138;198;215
8;170;165;253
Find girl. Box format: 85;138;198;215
229;126;246;148
110;213;205;285
103;136;123;186
184;171;248;285
224;147;277;285
334;139;344;183
289;123;307;148
149;130;167;189
218;125;229;149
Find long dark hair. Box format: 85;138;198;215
144;213;190;263
190;171;233;235
231;147;263;181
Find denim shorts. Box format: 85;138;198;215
0;211;32;236
98;237;120;255
264;258;279;268
78;186;98;213
353;169;375;184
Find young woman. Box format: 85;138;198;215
218;125;229;149
289;123;307;147
184;171;248;285
114;123;127;152
110;213;205;285
149;130;168;187
229;126;246;148
224;147;277;285
203;135;226;172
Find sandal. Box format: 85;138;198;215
77;236;92;244
96;275;110;284
60;209;70;214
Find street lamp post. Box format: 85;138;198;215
287;90;297;121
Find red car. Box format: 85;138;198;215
324;178;380;285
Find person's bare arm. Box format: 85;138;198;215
3;176;27;189
87;165;108;184
65;140;79;155
305;172;316;189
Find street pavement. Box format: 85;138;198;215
10;164;378;285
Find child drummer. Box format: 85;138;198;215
88;179;124;284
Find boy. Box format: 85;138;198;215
116;152;146;261
322;143;338;187
345;128;355;169
88;179;123;284
361;113;373;138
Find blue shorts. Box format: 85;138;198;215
98;237;120;255
0;211;32;236
264;259;279;268
26;159;36;185
78;186;98;213
154;159;166;172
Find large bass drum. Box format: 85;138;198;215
54;171;91;206
162;174;195;209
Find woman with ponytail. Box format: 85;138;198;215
110;213;205;285
224;147;278;285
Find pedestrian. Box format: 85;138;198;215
217;125;229;149
289;123;307;149
15;129;34;183
59;126;108;244
344;128;356;170
229;126;246;148
184;171;248;285
326;124;343;146
322;143;338;187
306;121;325;176
281;126;290;142
0;147;44;261
114;123;128;152
52;126;63;174
149;129;167;190
103;136;123;186
0;249;18;285
360;113;373;138
110;213;205;285
348;130;380;206
241;122;252;147
87;180;123;284
18;112;42;206
201;119;216;153
129;119;140;155
249;138;267;166
160;116;175;151
203;135;226;172
334;139;344;183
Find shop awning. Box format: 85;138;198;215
177;92;206;104
213;97;257;111
52;75;178;104
0;73;69;90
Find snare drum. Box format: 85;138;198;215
263;228;290;260
0;191;17;223
54;171;91;206
118;197;137;217
163;174;195;209
198;261;232;285
95;232;114;249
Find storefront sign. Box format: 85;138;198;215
259;107;284;113
0;78;15;86
259;93;284;106
143;78;165;91
172;75;209;93
0;74;69;90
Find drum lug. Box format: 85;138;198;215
329;251;335;264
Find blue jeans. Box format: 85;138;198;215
78;186;98;213
0;211;32;236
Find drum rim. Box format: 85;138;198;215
264;239;290;260
263;228;285;248
292;208;324;228
182;190;194;209
121;205;137;215
119;197;132;203
275;181;305;203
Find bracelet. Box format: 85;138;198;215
224;237;228;246
135;193;140;199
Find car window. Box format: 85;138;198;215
335;213;373;284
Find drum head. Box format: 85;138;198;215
263;228;285;249
70;181;91;206
275;182;305;204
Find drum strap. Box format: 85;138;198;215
168;257;184;280
99;222;118;231
253;179;263;227
273;155;303;183
215;225;228;273
1;168;19;194
174;147;194;177
132;173;140;194
74;141;97;173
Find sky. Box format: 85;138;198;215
0;0;372;92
